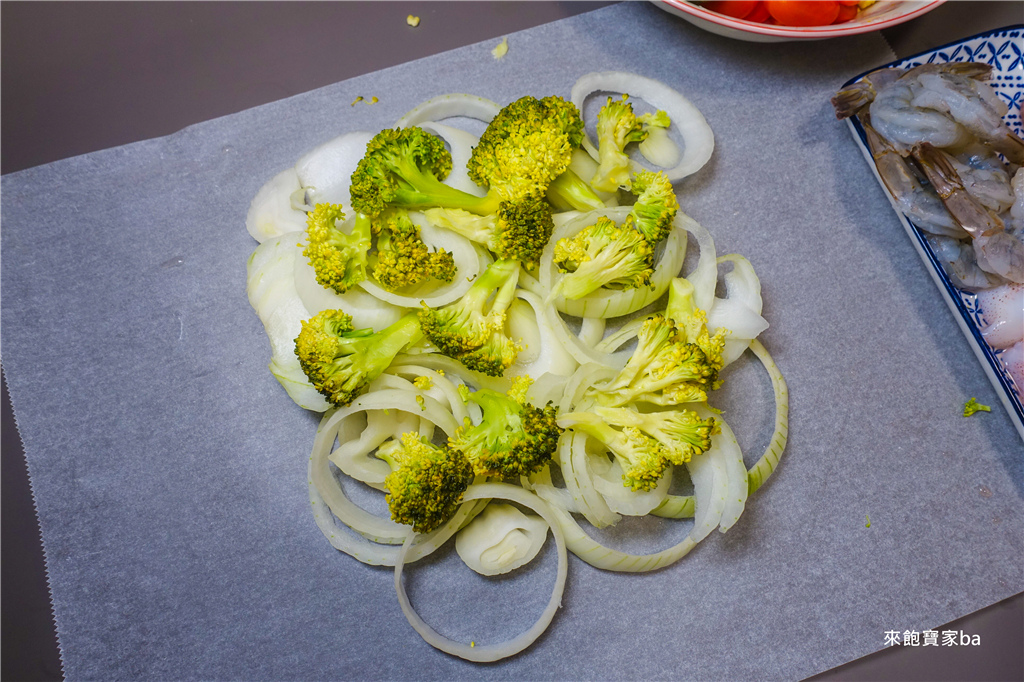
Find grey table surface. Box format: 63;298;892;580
1;2;1022;680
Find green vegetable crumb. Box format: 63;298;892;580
865;514;870;528
963;397;991;417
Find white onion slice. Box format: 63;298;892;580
746;339;790;496
394;483;567;662
677;211;718;313
295;131;375;209
246;234;330;411
693;408;747;533
417;122;487;197
547;503;698;573
311;390;460;545
395;93;500;128
570;71;714;181
593;460;671;516
246;168;309;243
685;436;727;544
455;503;549;576
507;290;580;379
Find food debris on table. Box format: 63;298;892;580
963;397;992;417
351;96;364;107
491;36;509;60
407;15;421;27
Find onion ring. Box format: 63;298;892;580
394;482;567;662
570;71;714;182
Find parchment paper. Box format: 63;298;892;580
2;4;1021;680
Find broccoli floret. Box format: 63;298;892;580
594;406;716;465
372;209;456;291
594;314;717;407
591;95;647;193
546;167;608;212
418;259;522;376
468;95;583;200
302;203;372;294
377;432;473;533
557;411;668;491
550;216;654;300
665;278;726;381
449;388;562;478
294;310;423;407
963;397;991;417
638;110;671;131
424;196;554;265
628;169;678;244
349;127;504;217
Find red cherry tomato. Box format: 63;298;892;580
838;0;860;5
833;3;858;22
744;1;771;22
764;0;840;26
703;0;760;19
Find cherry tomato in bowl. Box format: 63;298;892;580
702;0;760;18
764;0;840;26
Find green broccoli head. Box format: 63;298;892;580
557;412;669;491
468;95;583;201
294;310;423;407
629;169;678;244
418;259;522;377
377;432;473;533
591;95;647;193
551;216;654;300
350;127;504;217
594;406;716;465
372;209;456;291
449;388;562;478
424;196;554;266
665;278;726;381
594;314;717;407
302;203;372;294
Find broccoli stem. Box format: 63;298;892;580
665;278;696;327
391;157;501;215
547;169;607;212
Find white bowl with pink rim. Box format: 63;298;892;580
653;0;946;42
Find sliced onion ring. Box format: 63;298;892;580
394;483;567;662
570;71;714;181
396;94;500;128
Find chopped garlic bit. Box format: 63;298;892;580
407;14;421;27
491;36;509;60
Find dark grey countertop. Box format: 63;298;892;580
2;2;1022;680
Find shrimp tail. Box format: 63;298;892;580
913;142;1005;239
832;67;904;119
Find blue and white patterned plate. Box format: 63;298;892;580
841;25;1024;441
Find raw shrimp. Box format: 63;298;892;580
1010;167;1024;234
868;63;1024;163
925;234;1005;291
870;79;974;152
914;143;1024;283
912;70;1024;164
948;143;1015;215
862;120;966;238
832;63;990;120
976;283;1024;349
